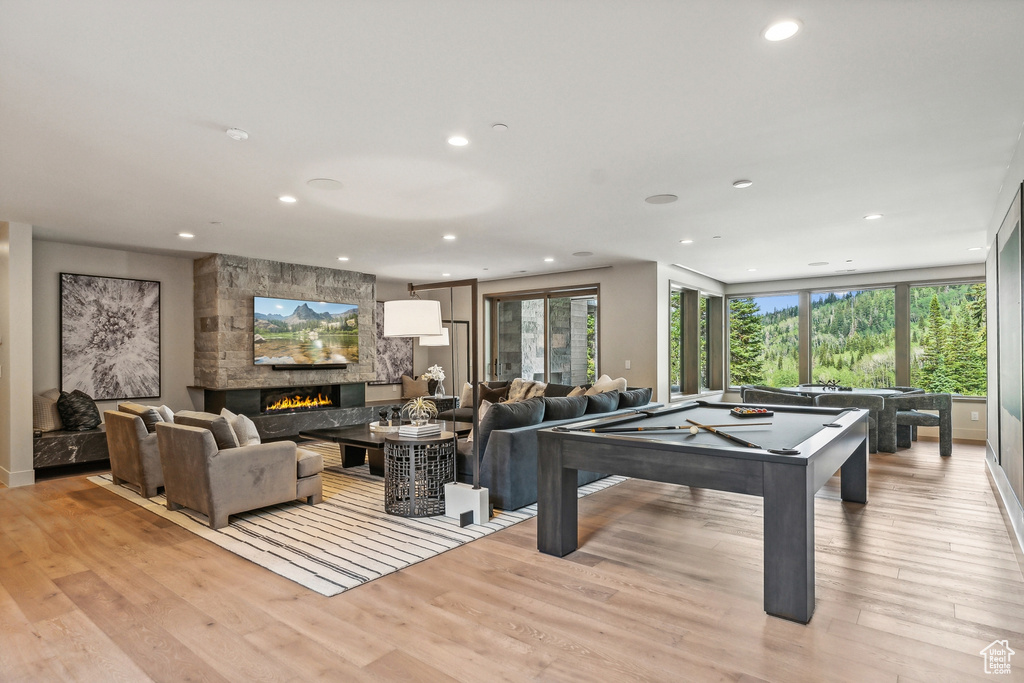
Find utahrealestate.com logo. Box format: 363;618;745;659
980;640;1015;675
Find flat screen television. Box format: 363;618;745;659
253;296;359;366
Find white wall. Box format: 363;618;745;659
32;241;195;414
0;222;35;487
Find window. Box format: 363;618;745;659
909;283;986;396
728;294;799;387
671;284;724;396
489;287;597;385
810;288;895;387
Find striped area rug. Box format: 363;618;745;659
88;441;626;597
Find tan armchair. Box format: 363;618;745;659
104;410;164;498
156;416;323;529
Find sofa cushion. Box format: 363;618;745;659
479;383;509;405
56;390;102;431
586;374;628;395
542;383;576;398
33;389;64;432
296;447;324;478
476;396;546;456
543;396;588;421
174;410;239;449
401;374;429;399
585;390;621;414
618;387;653;409
119;401;164;433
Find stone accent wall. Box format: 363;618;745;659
194;254;377;389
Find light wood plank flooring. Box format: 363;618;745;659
1;439;1022;682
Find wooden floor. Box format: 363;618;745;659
2;440;1022;682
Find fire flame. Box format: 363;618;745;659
266;393;334;413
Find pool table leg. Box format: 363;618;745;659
537;436;579;557
763;463;815;623
840;437;868;504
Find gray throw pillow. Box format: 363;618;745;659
543;396;588;421
174;410;240;449
585;390;620;414
118;401;164;433
618;387;653;409
476;396;546;457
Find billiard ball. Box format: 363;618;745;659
689;426;700;434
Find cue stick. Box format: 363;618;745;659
588;422;772;433
685;419;764;449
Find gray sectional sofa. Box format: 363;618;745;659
452;385;656;510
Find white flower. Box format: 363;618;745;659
423;364;445;381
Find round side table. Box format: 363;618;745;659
383;432;456;517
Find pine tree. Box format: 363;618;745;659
919;295;947;392
729;298;765;384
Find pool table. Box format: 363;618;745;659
536;400;869;624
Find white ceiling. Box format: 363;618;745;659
3;1;1023;284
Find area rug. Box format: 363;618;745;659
88;442;626;597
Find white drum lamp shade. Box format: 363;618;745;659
383;299;442;337
418;327;449;347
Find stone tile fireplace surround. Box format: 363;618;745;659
192;254;390;439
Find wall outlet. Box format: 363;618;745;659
971;411;979;421
392;385;398;393
625;360;631;369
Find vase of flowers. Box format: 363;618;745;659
401;396;438;425
423;364;446;398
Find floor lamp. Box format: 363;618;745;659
401;278;487;525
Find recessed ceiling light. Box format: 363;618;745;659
747;268;757;272
679;239;694;244
447;135;469;147
442;273;451;277
764;19;801;41
712;235;722;239
178;232;195;239
492;123;508;131
279;195;297;203
306;178;343;190
443;234;456;240
645;194;678;204
864;213;883;220
732;179;753;188
544;257;555;262
515;270;528;274
225;128;248;141
967;246;983;251
845;259;854;263
573;251;593;257
337;256;349;261
808;261;829;266
209;221;222;225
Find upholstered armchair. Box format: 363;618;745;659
880;393;953;457
156;415;323;529
743;388;813;407
104;410;164;498
740;385;779;402
812;393;884;453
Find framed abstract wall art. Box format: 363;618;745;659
369;300;413;384
60;273;161;400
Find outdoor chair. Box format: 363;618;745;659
812;393;884;454
880;393;953;457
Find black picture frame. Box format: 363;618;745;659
59;273;161;400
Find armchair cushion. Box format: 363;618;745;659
174;410;239;449
118;401;164;433
296;447;324;478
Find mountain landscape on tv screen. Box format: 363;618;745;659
254;299;359;365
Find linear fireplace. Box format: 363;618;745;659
260;385;341;415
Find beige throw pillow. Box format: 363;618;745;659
401;375;429;399
458;382;473;409
466;400;492;443
33;390;64;432
567;386;586;397
525;381;547;399
507;378;535;402
220;408;261;447
585;374;628;395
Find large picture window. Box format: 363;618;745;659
810;288;895;387
671;285;723;396
728;294;799;387
909;283;986;396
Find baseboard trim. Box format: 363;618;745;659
0;465;36;488
986;443;1024;577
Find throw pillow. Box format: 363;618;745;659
585;374;628;395
567;386;586;397
220;408;261;447
56;390;102;431
618;387;653;409
479;383;509;405
458;382;473;409
506;378;535;402
585;390;621;414
401;374;429;399
475;396;546;457
543;395;588;421
525;381;547;399
118;401;164;433
541;383;575;398
155;405;175;423
175;410;239;450
466;399;493;443
33;390;64;432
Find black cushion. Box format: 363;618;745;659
479;383;509;405
618;387;653;409
542;383;577;398
543;396;588;421
56;390;102;431
585;390;620;414
476;396;546;457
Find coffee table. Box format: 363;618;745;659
300;421;471;476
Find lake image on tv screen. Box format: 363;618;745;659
254;298;359;365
